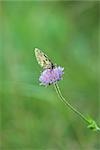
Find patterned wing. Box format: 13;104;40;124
35;48;54;69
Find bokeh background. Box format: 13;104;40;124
0;1;100;150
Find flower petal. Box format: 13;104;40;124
39;66;64;86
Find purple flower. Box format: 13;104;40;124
39;66;64;86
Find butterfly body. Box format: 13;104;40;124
35;48;55;69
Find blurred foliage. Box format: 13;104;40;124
0;1;100;150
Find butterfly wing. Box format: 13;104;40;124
35;48;54;69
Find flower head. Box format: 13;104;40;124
39;66;64;86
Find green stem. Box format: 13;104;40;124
54;83;100;131
54;83;89;124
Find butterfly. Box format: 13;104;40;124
35;48;55;69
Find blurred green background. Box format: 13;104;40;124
0;1;100;150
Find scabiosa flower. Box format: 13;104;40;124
39;66;64;86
